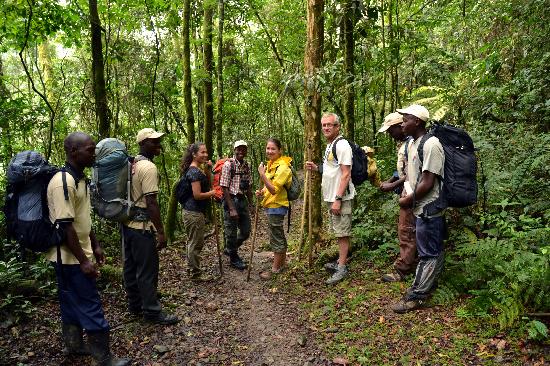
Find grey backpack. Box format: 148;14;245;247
90;138;148;222
285;165;302;201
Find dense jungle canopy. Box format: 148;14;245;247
0;0;549;361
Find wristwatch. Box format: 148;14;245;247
335;195;343;201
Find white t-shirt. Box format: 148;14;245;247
321;136;356;202
407;135;445;217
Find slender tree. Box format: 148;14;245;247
202;0;214;155
304;0;324;251
342;0;356;140
182;0;195;144
89;0;110;139
215;0;224;158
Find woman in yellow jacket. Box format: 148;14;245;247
256;138;292;279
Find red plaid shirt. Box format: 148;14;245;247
219;158;251;195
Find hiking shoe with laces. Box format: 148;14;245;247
391;299;423;314
144;311;180;325
324;261;338;273
230;254;247;270
382;271;404;282
191;272;215;282
325;266;348;285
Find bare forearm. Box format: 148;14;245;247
146;196;165;234
65;224;90;264
336;171;351;197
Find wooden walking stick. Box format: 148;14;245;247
307;167;314;268
212;200;223;277
297;168;309;261
246;201;261;282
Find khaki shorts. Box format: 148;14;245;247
327;199;353;238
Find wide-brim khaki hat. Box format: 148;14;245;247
396;104;430;122
378;112;404;133
136;128;165;143
233;140;248;149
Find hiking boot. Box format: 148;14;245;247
87;331;130;366
325;266;348;285
144;311;180;325
391;299;423;314
190;272;215;282
127;306;142;317
324;261;338;273
382;271;404;282
230;254;247;270
62;323;90;356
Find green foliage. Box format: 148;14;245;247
0;242;56;322
525;320;548;342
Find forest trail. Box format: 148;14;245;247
1;199;330;366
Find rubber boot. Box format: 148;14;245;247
88;331;131;366
62;323;90;356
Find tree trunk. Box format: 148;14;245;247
215;0;224;158
182;0;195;144
0;56;13;161
202;0;214;155
304;0;324;254
343;0;355;140
380;0;387;122
89;0;110;139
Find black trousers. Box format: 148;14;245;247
122;226;161;316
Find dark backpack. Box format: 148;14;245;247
416;122;478;216
3;151;69;253
331;137;369;186
175;171;192;205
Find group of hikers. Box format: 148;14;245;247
19;103;447;365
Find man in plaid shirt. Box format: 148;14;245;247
221;140;253;270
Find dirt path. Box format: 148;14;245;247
1;200;329;366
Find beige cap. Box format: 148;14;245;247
233;140;248;149
136;128;165;143
378;112;404;133
396;104;429;122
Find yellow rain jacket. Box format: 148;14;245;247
261;156;292;208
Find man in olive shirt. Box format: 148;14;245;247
48;132;129;365
122;128;179;325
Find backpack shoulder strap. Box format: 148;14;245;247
331;136;345;163
417;133;432;167
404;138;411;161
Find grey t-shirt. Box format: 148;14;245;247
407;135;445;217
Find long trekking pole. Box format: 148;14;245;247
297;168;309;261
212;200;223;277
307;167;314;268
246;201;260;282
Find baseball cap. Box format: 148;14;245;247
233;140;248;149
136;128;165;143
378;112;404;133
396;104;430;122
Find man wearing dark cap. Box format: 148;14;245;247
391;105;446;313
122;128;179;325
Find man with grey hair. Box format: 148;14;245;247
306;112;355;285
